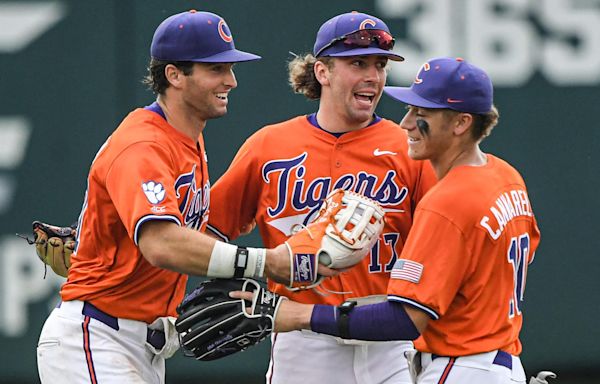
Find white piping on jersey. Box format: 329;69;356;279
206;224;230;242
388;295;440;320
134;215;181;245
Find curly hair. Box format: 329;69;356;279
142;59;194;95
471;105;500;141
287;54;334;100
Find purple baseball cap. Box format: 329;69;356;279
313;11;404;61
384;57;493;114
150;10;261;63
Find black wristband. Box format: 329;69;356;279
337;300;357;339
233;247;249;278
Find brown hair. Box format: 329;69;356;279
471;105;500;141
143;58;194;95
287;54;334;100
443;105;499;141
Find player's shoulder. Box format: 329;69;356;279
245;115;312;144
258;115;310;134
114;108;170;142
97;108;179;163
488;154;527;184
107;108;185;154
377;117;405;129
364;117;409;141
419;155;527;219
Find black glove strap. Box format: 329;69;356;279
234;247;249;278
337;300;357;339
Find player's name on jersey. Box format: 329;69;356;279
479;189;533;240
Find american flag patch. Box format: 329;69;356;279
390;259;424;283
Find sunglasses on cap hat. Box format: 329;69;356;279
315;29;395;57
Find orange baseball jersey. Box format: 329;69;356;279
208;115;436;305
61;107;210;323
388;154;540;356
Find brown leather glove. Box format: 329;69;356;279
31;221;76;277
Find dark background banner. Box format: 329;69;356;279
0;0;598;383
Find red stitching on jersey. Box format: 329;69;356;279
437;357;456;384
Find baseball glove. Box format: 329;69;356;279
175;278;285;361
285;188;385;290
29;221;76;277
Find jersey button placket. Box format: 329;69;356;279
333;142;343;169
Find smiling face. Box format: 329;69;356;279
399;106;457;161
181;62;238;121
317;55;388;127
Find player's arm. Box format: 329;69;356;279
231;289;429;339
26;218;289;282
137;220;308;284
177;279;428;361
139;188;384;289
308;300;429;340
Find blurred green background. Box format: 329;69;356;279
0;0;598;383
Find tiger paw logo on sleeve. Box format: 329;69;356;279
142;181;166;204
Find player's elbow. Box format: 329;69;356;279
402;304;430;335
138;221;178;269
139;239;172;268
142;247;172;269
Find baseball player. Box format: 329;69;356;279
240;57;541;384
207;11;436;384
35;10;339;384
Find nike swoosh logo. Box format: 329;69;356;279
373;148;397;156
447;98;463;103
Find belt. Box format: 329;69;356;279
76;301;165;350
432;350;512;369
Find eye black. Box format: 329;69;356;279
416;119;429;130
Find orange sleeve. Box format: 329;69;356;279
388;209;472;319
105;142;183;244
208;135;262;241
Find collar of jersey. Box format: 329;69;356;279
306;113;382;138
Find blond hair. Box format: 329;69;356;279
287;54;334;100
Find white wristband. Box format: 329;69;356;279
207;241;266;279
207;241;237;278
248;247;266;279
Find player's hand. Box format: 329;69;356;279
176;278;285;361
229;288;313;332
280;189;385;291
264;244;340;286
18;221;77;278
